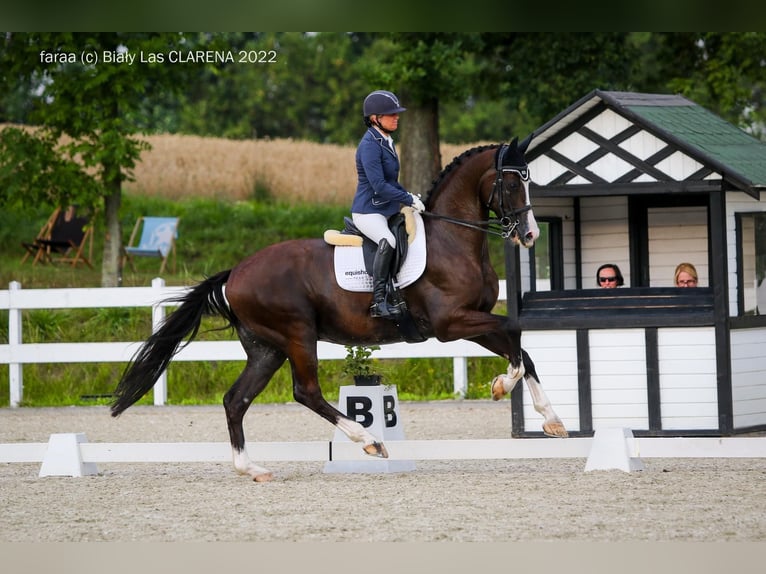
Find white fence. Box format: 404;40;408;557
3;431;764;477
1;278;508;407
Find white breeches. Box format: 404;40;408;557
352;212;396;249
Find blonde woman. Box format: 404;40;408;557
674;262;698;287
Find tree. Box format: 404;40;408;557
359;33;483;195
0;32;192;286
484;33;766;141
175;32;371;144
484;33;642;128
641;33;766;138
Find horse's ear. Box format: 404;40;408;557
508;136;519;149
519;134;532;155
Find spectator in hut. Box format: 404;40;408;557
674;262;698;287
351;89;425;319
596;263;624;288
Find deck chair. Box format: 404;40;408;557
21;206;95;268
122;216;179;274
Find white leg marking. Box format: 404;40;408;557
335;416;380;448
491;360;525;400
504;361;526;392
523;374;567;437
523;374;556;419
232;447;272;481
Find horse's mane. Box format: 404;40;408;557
423;144;500;207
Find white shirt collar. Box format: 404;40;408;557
372;127;394;147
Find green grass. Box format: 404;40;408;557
0;194;511;408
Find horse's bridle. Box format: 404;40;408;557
422;144;532;240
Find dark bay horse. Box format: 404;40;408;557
111;137;569;481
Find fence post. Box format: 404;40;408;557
453;357;467;398
8;281;23;407
151;277;168;406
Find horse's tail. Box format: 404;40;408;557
110;269;236;417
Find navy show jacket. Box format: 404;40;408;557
352;128;413;216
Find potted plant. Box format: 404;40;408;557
342;344;382;386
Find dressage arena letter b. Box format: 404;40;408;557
346;396;374;428
325;384;415;473
384;394;397;428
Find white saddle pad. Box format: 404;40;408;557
333;212;427;292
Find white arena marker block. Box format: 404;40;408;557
324;384;416;474
39;433;99;477
584;427;645;473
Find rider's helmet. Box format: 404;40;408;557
363;90;407;117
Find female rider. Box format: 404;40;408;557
351;90;426;319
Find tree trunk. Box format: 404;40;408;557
399;97;441;197
101;178;123;288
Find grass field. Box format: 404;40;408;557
0;134;508;407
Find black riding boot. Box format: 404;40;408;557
370;239;400;319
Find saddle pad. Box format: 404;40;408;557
333;212;426;292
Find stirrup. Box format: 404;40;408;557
370;301;402;319
388;287;407;314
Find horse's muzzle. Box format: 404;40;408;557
509;220;538;248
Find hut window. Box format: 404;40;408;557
529;217;563;291
737;212;766;315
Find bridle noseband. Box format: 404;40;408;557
423;143;532;240
487;143;532;238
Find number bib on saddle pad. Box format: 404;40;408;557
328;211;427;292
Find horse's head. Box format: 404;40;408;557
487;136;539;248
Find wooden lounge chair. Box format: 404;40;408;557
21;206;94;268
122;216;180;274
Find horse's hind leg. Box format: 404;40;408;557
288;347;388;458
223;336;287;481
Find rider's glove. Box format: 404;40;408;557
409;194;426;213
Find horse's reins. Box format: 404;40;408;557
422;210;526;239
422;144;532;240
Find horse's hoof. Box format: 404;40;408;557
490;376;507;401
543;421;569;438
363;442;389;458
252;471;274;482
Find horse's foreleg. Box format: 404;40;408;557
486;320;526;401
490;359;525;401
431;311;526;401
520;349;568;438
223;340;286;481
466;319;568;438
289;349;388;458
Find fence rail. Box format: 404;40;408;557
1;278;508;407
3;434;764;478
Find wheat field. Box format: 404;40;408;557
126;133;479;203
1;124;480;203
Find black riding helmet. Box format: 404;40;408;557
363;90;407;117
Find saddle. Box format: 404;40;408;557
356;214;408;276
324;207;417;277
324;207;426;342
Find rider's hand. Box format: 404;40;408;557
409;194;426;213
